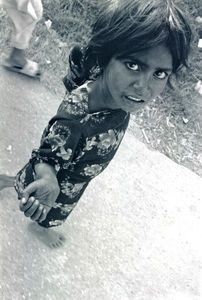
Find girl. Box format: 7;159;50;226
0;0;192;247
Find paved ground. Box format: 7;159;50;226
0;67;202;300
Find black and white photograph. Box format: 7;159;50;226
0;0;201;299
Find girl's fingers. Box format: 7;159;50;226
23;199;40;217
38;204;52;223
30;204;44;221
19;196;35;212
38;207;47;223
21;197;28;204
20;195;47;222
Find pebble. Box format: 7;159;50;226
6;145;12;152
195;81;202;95
45;19;52;29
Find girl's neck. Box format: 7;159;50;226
87;77;113;113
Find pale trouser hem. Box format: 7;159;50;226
0;0;43;50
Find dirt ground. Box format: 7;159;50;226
0;68;202;299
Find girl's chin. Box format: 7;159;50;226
122;105;145;114
126;105;145;114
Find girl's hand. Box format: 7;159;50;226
19;176;60;221
19;196;47;223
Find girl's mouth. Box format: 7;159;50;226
125;95;145;103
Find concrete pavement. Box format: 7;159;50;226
0;67;201;300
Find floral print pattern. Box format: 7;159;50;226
82;129;125;157
56;147;72;161
44;123;71;150
15;81;130;228
60;181;86;198
58;88;88;117
83;164;103;177
54;202;78;215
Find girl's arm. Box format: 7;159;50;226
19;118;82;222
31;118;82;171
19;85;86;222
34;162;57;180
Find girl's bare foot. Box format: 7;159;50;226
0;175;15;191
27;222;66;249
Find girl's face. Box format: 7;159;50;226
101;44;173;113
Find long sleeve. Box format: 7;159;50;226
30;116;82;172
29;84;90;174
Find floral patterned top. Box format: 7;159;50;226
16;81;130;208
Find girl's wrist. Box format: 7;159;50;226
34;162;57;180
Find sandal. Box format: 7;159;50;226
3;58;41;79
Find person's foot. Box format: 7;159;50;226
8;47;27;68
27;222;66;249
4;47;41;78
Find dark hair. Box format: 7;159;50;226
64;0;192;91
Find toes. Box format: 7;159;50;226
27;223;65;249
59;235;66;241
30;205;44;221
50;242;59;249
50;238;64;249
24;199;40;217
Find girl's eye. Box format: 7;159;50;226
126;62;140;71
154;71;168;80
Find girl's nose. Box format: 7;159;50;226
133;72;152;97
